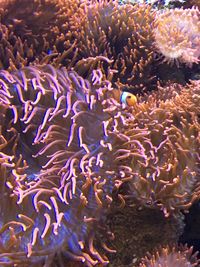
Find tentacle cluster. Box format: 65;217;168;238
0;0;84;70
0;0;199;266
139;245;200;267
153;7;200;66
73;0;156;93
0;65;127;266
0;64;199;265
114;81;200;216
0;0;157;93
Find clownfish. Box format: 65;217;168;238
111;89;137;106
120;91;137;106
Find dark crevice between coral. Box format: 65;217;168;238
179;201;200;259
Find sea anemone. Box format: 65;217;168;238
73;0;156;93
115;81;200;216
0;2;199;265
0;64;199;265
0;0;155;91
139;245;200;267
0;65;128;266
0;0;84;70
0;22;32;70
153;7;200;66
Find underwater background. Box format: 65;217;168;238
0;0;199;266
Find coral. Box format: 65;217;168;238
153;7;200;66
139;245;199;267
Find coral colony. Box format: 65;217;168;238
0;0;199;266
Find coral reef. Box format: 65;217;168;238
0;0;199;266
